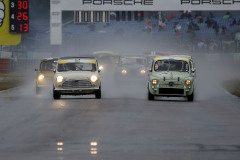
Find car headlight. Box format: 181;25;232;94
56;76;64;83
186;80;191;85
152;79;158;85
90;75;98;83
38;74;44;81
99;66;103;70
140;69;146;74
121;69;127;74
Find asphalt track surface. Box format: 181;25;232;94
0;54;240;160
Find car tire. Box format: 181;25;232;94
187;91;194;102
148;91;154;100
95;86;101;99
53;88;61;99
36;87;41;95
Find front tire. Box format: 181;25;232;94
187;92;194;102
53;88;61;99
95;86;101;99
36;87;41;95
148;91;154;100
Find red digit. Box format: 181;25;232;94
18;1;22;9
20;24;23;31
23;1;28;9
17;12;22;20
23;12;28;20
24;23;29;32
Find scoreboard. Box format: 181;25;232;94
9;0;29;33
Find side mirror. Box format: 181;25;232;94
53;69;56;73
98;69;101;73
35;69;38;72
192;68;196;73
149;68;152;72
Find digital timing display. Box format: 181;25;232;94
9;0;29;33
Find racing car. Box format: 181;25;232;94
115;56;148;81
93;51;120;72
53;57;101;99
148;55;196;101
35;58;58;94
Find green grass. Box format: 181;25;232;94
0;74;24;91
222;79;240;97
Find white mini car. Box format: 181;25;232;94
53;57;101;99
35;58;58;95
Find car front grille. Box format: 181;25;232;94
159;88;184;95
62;80;92;89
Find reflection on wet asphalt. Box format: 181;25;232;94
0;55;240;160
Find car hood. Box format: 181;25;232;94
121;65;146;70
38;71;54;78
55;71;97;81
152;71;190;80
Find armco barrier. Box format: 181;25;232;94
234;53;240;62
0;58;10;73
11;59;40;72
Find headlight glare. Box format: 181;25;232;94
90;75;98;82
99;66;103;70
57;76;64;83
38;74;44;80
140;69;146;74
152;79;158;85
186;80;191;85
121;69;127;74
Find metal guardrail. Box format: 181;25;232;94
7;59;40;73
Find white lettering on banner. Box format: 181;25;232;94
56;0;240;10
181;0;240;5
82;0;153;5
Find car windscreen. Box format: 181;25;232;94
97;55;119;64
40;60;57;71
122;58;146;65
57;62;96;72
154;60;189;72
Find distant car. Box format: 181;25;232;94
144;52;176;67
93;51;120;72
115;56;148;80
148;55;196;101
53;57;101;99
35;58;58;94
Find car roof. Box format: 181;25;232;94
40;57;58;61
154;55;192;62
122;56;146;59
93;51;117;55
59;56;95;59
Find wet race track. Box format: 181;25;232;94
0;54;240;160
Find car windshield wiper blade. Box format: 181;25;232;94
58;69;72;72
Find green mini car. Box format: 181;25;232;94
148;55;196;101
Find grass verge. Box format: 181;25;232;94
222;79;240;97
0;74;24;91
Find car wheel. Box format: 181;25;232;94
148;91;154;100
187;92;194;102
95;86;101;99
36;87;41;95
53;88;61;99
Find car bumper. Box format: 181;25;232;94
36;78;53;87
148;84;194;97
54;87;100;95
